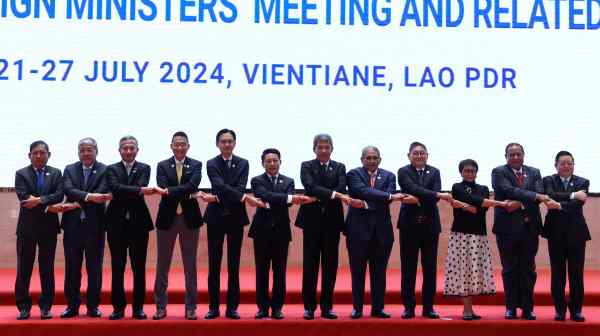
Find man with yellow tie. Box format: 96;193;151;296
153;131;204;320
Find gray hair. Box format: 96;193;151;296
78;137;98;152
361;146;381;159
119;135;138;148
312;133;333;149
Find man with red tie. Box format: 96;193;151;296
491;143;559;320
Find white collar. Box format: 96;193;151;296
174;157;186;165
122;160;135;168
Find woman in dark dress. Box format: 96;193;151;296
444;159;508;320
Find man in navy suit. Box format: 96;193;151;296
203;129;262;320
60;138;112;318
296;134;351;320
105;135;156;320
397;142;453;319
14;140;66;320
492;142;558;320
346;146;419;319
152;131;203;321
249;148;315;320
542;151;590;322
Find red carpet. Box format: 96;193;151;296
1;268;599;306
1;268;599;335
1;304;598;336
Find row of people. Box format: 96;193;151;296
14;130;590;323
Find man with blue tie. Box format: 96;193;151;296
542;151;590;322
14;141;66;320
492;143;559;320
105;136;156;320
60;138;112;318
152;131;204;320
397;142;453;319
249;148;315;319
203;129;262;319
346;146;419;319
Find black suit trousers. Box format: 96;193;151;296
63;221;105;310
496;230;539;311
108;223;149;311
207;222;244;311
347;237;392;312
399;231;439;310
302;229;340;311
253;236;289;311
15;234;57;311
548;240;586;314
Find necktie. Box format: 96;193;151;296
176;161;183;215
515;171;524;187
369;173;376;188
36;168;45;194
126;163;133;176
270;175;277;187
562;178;569;190
83;167;91;188
417;169;424;186
226;159;232;169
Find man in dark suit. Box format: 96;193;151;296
296;134;351;320
492;142;558;320
345;146;418;319
14;140;65;320
152;131;203;321
105;135;156;320
60;138;112;318
542;150;590;322
397;142;453;319
203;129;262;320
250;148;314;320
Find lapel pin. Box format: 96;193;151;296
377;176;381;180
45;172;50;176
570;182;574;186
426;170;430;174
232;164;236;168
329;167;332;171
185;164;190;168
171;164;175;168
92;170;96;174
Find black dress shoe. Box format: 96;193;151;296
132;310;147;320
271;310;284;320
86;308;102;318
225;310;240;319
204;309;220;320
522;310;536;320
504;309;517;320
554;312;566;321
401;309;415;319
109;310;124;320
185;309;197;320
60;308;79;318
371;310;391;318
40;309;52;320
463;314;482;321
422;309;440;319
350;309;363;319
321;310;338;319
303;309;314;320
17;309;30;320
152;308;167;320
255;310;269;319
570;312;585;322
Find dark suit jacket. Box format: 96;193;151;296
396;164;442;234
542;174;591;244
105;161;154;233
345;167;395;245
155;157;203;230
249;173;294;241
14;165;64;237
205;155;250;228
295;159;347;233
61;161;108;233
491;164;543;236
